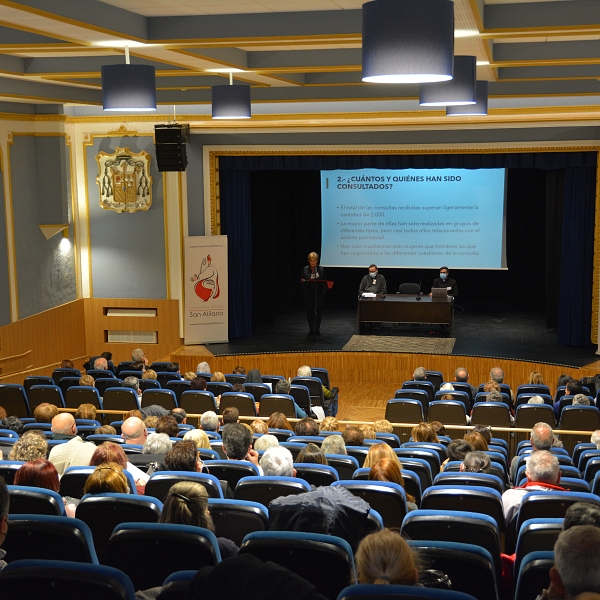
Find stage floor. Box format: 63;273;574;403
203;308;598;368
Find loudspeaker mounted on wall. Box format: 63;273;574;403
154;124;190;172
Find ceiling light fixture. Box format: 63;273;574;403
446;80;488;115
211;73;251;119
362;0;455;84
420;55;477;106
101;46;156;111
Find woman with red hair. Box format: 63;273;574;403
14;458;77;517
368;458;418;512
89;442;148;493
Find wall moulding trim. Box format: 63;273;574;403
206;144;600;342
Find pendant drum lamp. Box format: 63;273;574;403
420;55;477;106
101;48;156;111
362;0;455;83
212;74;251;119
446;80;488;115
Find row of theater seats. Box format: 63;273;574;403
0;373;334;419
0;483;571;600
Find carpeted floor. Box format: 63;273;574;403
342;335;456;354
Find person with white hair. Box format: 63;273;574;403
143;432;173;455
200;411;219;432
131;348;148;366
196;361;211;374
591;430;600;450
321;434;346;455
528;395;545;404
259;445;295;477
296;365;337;417
254;434;279;452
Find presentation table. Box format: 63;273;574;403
357;294;454;335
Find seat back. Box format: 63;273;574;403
243;383;271;404
514;404;555;429
87;370;116;380
293;464;339;487
0;460;24;484
139;379;160;391
515;393;553;408
574;443;599;469
291;377;324;409
94;378;122;396
401;442;447;463
224;374;245;385
203;459;260;489
259;394;296;418
0;384;30;418
310;367;331;390
65;386;102;410
206;382;233;397
24;376;54;395
433;472;504;494
407;540;499;600
514;551;555;600
421;485;504;531
399;282;421;294
219;392;257;416
332;480;407;529
395;448;441;478
8;485;65;516
155;372;182;388
374;432;401;448
289;384;312;414
325;454;360;480
397;458;434;491
28;384;65;410
234;475;311;506
58;377;83;398
427;400;467;425
560;406;600;431
76;492;163;563
60;466;96;499
165;380;191;402
145;471;224;501
267;427;293;442
425;371;444;392
471;403;512;427
4;514;98;563
516;384;551;397
107;523;221;590
514;518;563;577
52;368;82;386
179;390;217;414
141;388;177;410
239;531;356;600
208;498;269;546
401;509;502;583
337;584;479;600
0;559;136;600
102;388;139;411
402;381;435;403
393;390;430;417
385;399;424;423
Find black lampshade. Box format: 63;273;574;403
446;80;489;115
420;56;477;106
362;0;455;83
101;64;156;111
211;85;251;119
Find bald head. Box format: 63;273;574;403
121;417;148;444
93;357;108;370
51;412;76;435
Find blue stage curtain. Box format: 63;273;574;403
219;169;252;338
219;151;597;343
558;167;596;346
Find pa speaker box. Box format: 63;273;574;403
155;123;190;171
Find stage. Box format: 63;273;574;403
196;308;597;369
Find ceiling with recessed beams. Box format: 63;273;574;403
1;0;600;126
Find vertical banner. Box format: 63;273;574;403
184;235;228;344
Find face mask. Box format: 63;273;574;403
369;272;377;279
440;273;447;280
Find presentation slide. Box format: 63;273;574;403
320;168;507;269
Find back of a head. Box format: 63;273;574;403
463;432;488;451
563;502;600;530
132;348;145;362
83;462;129;495
486;390;503;402
573;393;591;406
294;417;319;437
373;419;393;434
592;430;600;450
121;416;146;442
471;425;492;444
34;402;59;424
356;528;420;585
321;434;346;455
143;432;173;455
159;481;211;529
51;412;74;435
259;445;294;477
462;451;491;473
566;379;584;396
222;423;252;460
364;443;397;469
156;415;179;438
245;369;262;383
170;408;187;424
143;369;157;380
275;379;291;395
200;410;219;432
531;422;553;450
222;406;240;425
297;365;312;377
490;367;504;384
455;367;468;382
296;443;327;465
13;458;59;492
554;525;600;598
196;361;210;374
411;422;438;443
369;457;403;487
9;434;49;462
413;366;426;381
528;396;545;404
165;440;198;471
342;426;365;447
232;365;245;375
250;419;269;434
90;442;127;468
525;450;560;484
122;376;139;391
528;371;545;385
447;439;474;462
183;429;210;450
253;434;279;452
75;402;97;420
190;376;207;391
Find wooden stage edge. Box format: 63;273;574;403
170;347;600;423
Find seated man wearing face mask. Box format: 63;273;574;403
358;264;387;297
430;266;458;298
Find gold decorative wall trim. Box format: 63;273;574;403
208;145;600;341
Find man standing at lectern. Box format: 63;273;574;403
430;266;458;297
359;264;387;296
